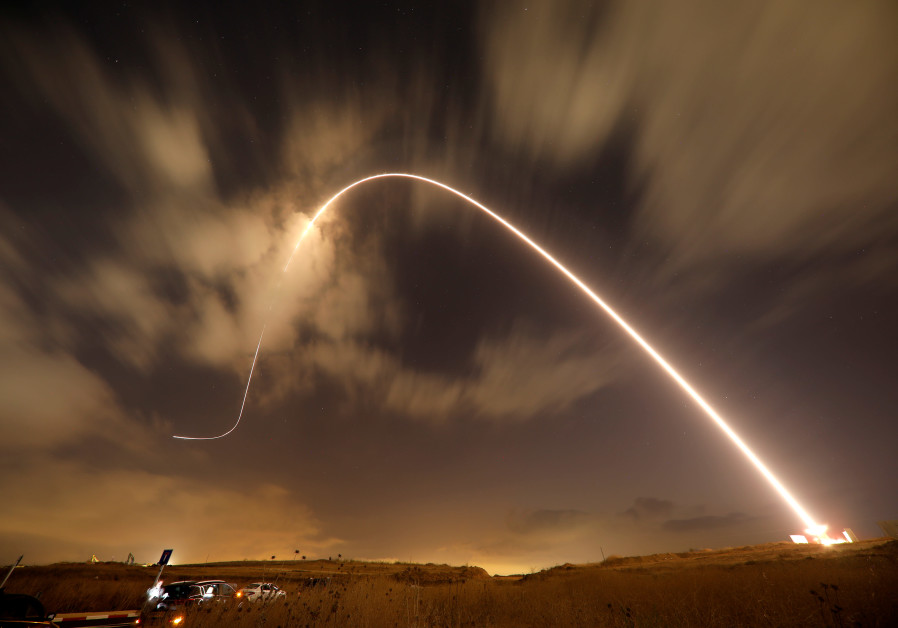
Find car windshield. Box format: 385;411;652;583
247;583;262;589
163;583;202;599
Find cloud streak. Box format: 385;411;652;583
481;0;898;284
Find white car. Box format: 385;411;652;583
238;583;286;603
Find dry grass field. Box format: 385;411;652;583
4;539;897;626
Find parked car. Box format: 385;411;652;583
0;591;56;627
139;580;238;626
237;583;286;603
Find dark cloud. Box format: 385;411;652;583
622;497;674;520
663;512;759;533
477;500;772;569
507;509;596;535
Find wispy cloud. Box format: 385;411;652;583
481;0;898;285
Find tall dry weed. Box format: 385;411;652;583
4;541;897;626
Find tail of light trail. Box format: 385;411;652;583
173;172;844;544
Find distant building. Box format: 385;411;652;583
878;520;898;538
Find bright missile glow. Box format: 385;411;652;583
797;524;850;545
173;172;822;532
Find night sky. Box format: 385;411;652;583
1;1;896;575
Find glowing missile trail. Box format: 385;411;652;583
173;173;821;531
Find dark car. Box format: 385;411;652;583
0;591;55;627
139;580;238;626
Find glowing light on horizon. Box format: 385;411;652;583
805;524;849;545
173;173;822;532
792;524;851;545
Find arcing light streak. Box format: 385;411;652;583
173;324;267;441
173;173;820;531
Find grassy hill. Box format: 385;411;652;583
3;538;896;626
